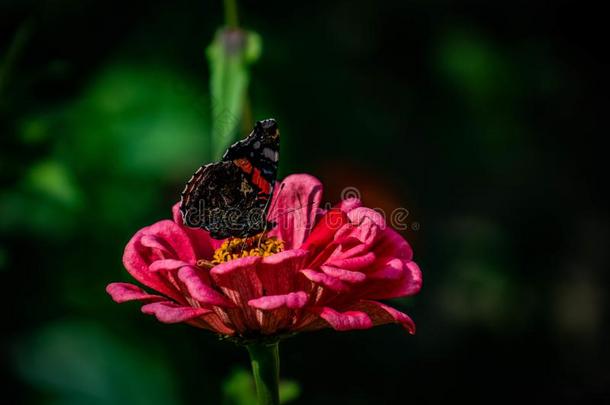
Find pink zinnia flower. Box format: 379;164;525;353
106;174;422;337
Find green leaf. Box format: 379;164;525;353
207;28;262;160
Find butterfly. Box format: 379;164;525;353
180;119;280;239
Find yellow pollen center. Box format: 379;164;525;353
210;234;284;265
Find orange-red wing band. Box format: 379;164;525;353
252;168;271;194
233;158;253;174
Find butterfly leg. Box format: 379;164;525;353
257;227;266;249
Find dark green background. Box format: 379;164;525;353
1;0;607;403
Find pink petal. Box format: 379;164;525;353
172;201;186;226
368;258;404;280
190;312;236;335
300;208;349;252
320;265;366;283
300;269;349;291
210;256;262;300
326;252;376;270
141;301;211;323
177;266;234;306
330;243;368;261
368;260;422;299
210;256;263;330
339;197;362;213
248;291;309;310
353;300;416;334
257;249;309;295
374;227;413;261
149;259;191;272
333;208;385;249
311;307;373;331
142;220;197;261
139;235;173;254
123;222;195;302
210;255;260;278
347;206;386;227
260;248;309;266
106;283;165;303
268;174;324;249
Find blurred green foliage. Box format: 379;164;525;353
208;28;261;160
1;63;211;237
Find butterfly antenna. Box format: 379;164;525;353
266;198;323;223
257;231;264;249
265;182;285;222
257;219;268;249
257;182;286;248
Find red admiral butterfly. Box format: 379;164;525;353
180;119;280;239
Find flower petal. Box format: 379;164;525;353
311;307;373;331
367;260;422;299
300;208;349;253
268;174;324;249
248;291;309;310
210;256;263;303
326;252;376;270
352;300;416;334
123;221;195;302
106;283;165;303
210;256;263;296
143;220;197;261
367;258;404;280
257;249;309;295
339;197;362;213
300;269;348;291
374;227;413;261
177;266;234;306
149;259;191;272
190;312;236;335
320;265;366;283
335;207;386;247
210;256;263;331
141;301;211;323
347;206;386;227
139;235;173;254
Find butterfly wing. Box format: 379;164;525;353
223;119;280;228
180;161;270;239
223;119;279;188
180;119;280;239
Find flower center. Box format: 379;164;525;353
209;234;284;265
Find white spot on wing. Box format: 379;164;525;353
263;147;277;161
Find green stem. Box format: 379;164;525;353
247;342;280;405
223;0;239;28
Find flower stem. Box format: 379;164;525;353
247;342;280;405
223;0;239;28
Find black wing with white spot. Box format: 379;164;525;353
222;118;279;183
